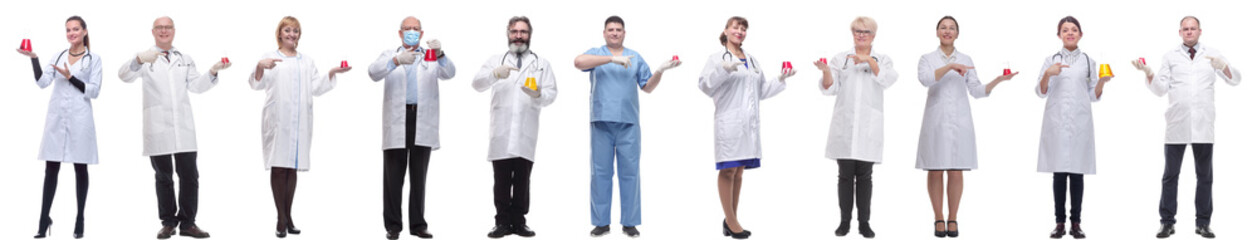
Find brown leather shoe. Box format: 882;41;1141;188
179;226;211;239
157;226;176;239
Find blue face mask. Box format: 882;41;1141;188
403;30;421;47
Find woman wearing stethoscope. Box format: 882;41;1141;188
16;15;102;239
699;16;794;239
249;16;351;238
815;16;897;239
1036;16;1111;239
914;16;1017;238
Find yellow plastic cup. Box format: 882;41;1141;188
1098;64;1114;78
525;77;537;91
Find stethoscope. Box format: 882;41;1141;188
500;50;540;72
840;54;880;72
1050;52;1093;79
52;49;94;77
722;49;759;72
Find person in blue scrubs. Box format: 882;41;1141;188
573;15;677;238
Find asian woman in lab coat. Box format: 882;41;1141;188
914;16;1017;238
249;16;351;238
699;16;794;239
816;16;897;239
1035;16;1111;239
17;16;102;239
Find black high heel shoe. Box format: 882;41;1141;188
286;223;301;235
33;220;52;239
933;220;946;238
946;221;959;238
723;219;751;239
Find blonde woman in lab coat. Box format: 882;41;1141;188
816;16;897;239
1036;16;1111;239
914;16;1016;238
249;16;351;238
17;15;102;239
699;16;793;239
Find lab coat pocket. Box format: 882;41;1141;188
715;114;744;154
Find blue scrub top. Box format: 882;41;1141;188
582;46;653;124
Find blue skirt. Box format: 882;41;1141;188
716;158;761;170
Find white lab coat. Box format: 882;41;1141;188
366;47;456;150
821;49;898;163
699;50;786;163
1035;48;1099;175
118;46;218;156
36;50;103;164
471;51;557;161
915;49;987;170
249;50;336;171
1146;44;1242;144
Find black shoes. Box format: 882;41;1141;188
835;221;851;236
1050;223;1066;239
1195;226;1215;238
723;220;751;239
275;230;286;238
513;224;536;237
488;224;512;238
933;220;946;238
158;226;177;239
1156;224;1174;238
386;230;400;240
590;225;610;237
946;221;959;238
1069;223;1086;239
622;226;640;237
411;229;433;239
180;226;212;239
858;222;876;238
34;220;52;239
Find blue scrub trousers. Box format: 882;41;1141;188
590;121;641;227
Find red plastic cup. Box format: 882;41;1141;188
783;61;793;70
672;55;679;61
340;60;349;68
424;49;438;61
1139;57;1146;65
1003;68;1012;76
221;57;230;64
819;58;828;64
20;39;32;51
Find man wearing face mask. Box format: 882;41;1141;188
471;16;557;239
117;16;228;239
367;16;456;240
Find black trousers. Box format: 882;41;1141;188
837;159;873;223
270;167;298;231
1159;143;1213;227
38;162;89;234
1053;172;1084;223
492;158;533;225
151;152;199;229
383;105;432;233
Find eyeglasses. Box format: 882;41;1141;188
853;29;873;36
153;25;174;31
509;29;531;35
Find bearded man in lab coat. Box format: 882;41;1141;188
471;16;557;239
367;16;456;240
117;16;228;239
1135;16;1240;239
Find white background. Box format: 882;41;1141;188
1;0;1254;239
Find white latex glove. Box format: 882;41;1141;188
210;61;232;75
520;85;541;98
136;50;166;64
1130;59;1153;78
493;65;518;79
722;61;742;72
426;39;442;56
611;55;634;68
656;59;681;72
777;69;797;81
395;51;418;65
1206;56;1228;71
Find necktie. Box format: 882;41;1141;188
1188;48;1196;60
162;51;170;62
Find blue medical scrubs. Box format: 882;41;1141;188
582;45;652;227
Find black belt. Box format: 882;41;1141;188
406;104;417;110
